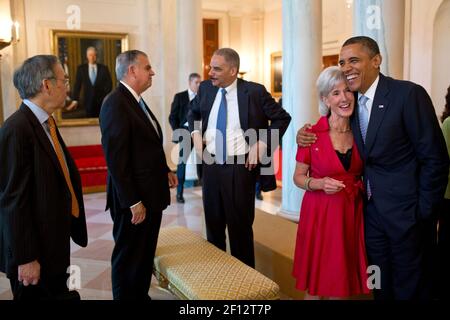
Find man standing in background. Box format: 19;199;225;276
72;46;112;118
169;73;202;203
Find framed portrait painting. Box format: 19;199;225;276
271;52;282;97
51;30;128;126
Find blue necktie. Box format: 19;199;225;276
89;66;96;85
216;88;227;164
358;95;369;143
358;95;372;198
139;98;158;136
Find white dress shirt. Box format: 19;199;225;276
23;99;69;168
358;75;380;123
184;89;196;127
188;88;196;102
204;78;248;156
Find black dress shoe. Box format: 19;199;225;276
176;194;185;203
256;192;263;200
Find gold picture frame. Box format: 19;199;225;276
50;30;128;126
270;52;282;97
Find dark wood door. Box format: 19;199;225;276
203;19;219;80
322;54;339;69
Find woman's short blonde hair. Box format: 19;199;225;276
316;66;348;116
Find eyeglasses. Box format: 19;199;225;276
48;77;70;87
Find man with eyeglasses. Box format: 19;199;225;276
0;55;88;300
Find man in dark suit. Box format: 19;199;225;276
169;73;201;203
0;55;88;300
188;48;291;268
99;50;177;300
72;46;112;118
298;36;449;299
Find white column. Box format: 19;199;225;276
280;0;322;221
353;0;405;79
177;0;203;90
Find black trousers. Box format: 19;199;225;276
438;198;450;299
364;199;437;300
176;133;202;196
202;159;257;268
9;272;70;300
110;203;162;300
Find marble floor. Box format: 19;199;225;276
0;185;282;300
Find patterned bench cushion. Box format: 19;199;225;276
154;226;280;300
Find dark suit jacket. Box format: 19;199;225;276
99;83;170;214
168;90;190;143
188;78;291;192
73;63;112;118
351;73;449;228
0;104;88;278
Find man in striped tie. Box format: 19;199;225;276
297;36;449;300
0;55;88;300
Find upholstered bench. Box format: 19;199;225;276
153;226;280;300
67;145;107;193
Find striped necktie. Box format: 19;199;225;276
47;116;80;218
358;95;369;143
358;95;372;198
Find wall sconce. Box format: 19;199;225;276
346;0;353;9
238;71;247;79
0;19;20;51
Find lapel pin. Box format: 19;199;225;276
378;105;384;109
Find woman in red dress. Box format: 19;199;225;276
292;66;370;299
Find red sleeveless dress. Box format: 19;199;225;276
292;116;370;297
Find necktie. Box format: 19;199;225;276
47;116;80;218
358;95;372;198
358;95;370;143
89;66;96;84
216;88;227;164
139;98;159;136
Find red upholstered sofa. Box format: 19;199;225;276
67;145;107;193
